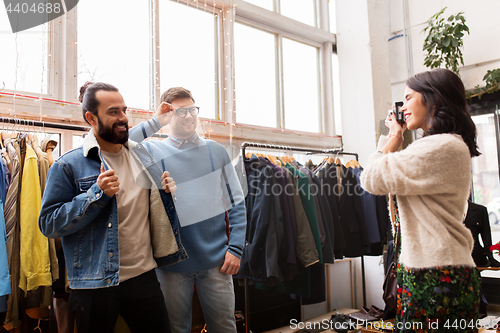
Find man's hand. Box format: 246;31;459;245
97;163;120;197
161;171;177;195
220;251;240;275
155;102;175;127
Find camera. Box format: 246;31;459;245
394;101;405;125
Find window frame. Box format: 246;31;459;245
0;0;341;151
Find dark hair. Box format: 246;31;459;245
79;82;119;124
160;87;195;104
406;68;480;157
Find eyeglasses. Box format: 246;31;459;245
175;106;200;118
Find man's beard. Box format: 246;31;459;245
97;116;129;144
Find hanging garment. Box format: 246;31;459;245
0;203;11;312
0;155;10;205
317;164;368;258
33;137;59;279
295;162;335;264
464;201;500;267
282;167;318;268
259;157;296;281
26;138;58;320
238;156;282;283
19;145;52;292
284;164;323;264
3;137;21;330
337;166;369;257
351;166;383;255
315;163;346;259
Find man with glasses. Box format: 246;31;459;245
129;87;246;333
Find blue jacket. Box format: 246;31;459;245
38;130;187;289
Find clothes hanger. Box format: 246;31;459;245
264;144;278;165
345;159;360;169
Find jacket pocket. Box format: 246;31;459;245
77;175;99;194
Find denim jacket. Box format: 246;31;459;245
38;130;187;289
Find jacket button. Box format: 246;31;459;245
107;279;111;284
109;253;113;258
108;223;112;228
96;193;101;199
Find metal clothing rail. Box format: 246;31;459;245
241;141;358;161
0;116;90;132
240;142;365;333
0;117;169;138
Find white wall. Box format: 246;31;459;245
388;0;500;100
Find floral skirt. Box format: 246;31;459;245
395;263;481;332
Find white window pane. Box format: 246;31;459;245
283;38;319;133
73;134;84;149
472;114;500;278
0;10;48;94
77;0;149;109
160;1;216;119
472;114;500;207
332;53;342;135
281;0;316;27
243;0;274;11
329;0;337;33
234;23;277;128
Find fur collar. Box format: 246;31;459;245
82;129;136;158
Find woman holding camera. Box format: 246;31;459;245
360;68;481;332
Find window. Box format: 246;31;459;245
234;23;277;128
73;134;84;149
282;38;320;132
243;0;274;11
0;10;49;94
1;0;338;145
77;0;150;110
280;0;317;27
159;1;217;119
471;112;500;278
329;0;337;33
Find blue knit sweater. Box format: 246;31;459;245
130;118;247;272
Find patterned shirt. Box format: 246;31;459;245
168;132;200;149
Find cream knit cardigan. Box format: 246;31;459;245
360;133;475;269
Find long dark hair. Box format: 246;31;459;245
406;68;480;157
79;82;119;124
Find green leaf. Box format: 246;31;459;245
450;38;458;47
442;37;451;47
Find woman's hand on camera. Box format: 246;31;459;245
386;110;407;139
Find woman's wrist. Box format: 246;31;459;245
390;134;403;145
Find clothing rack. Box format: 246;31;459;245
240;142;365;333
0;116;169;138
241;142;358;161
0;116;90;132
